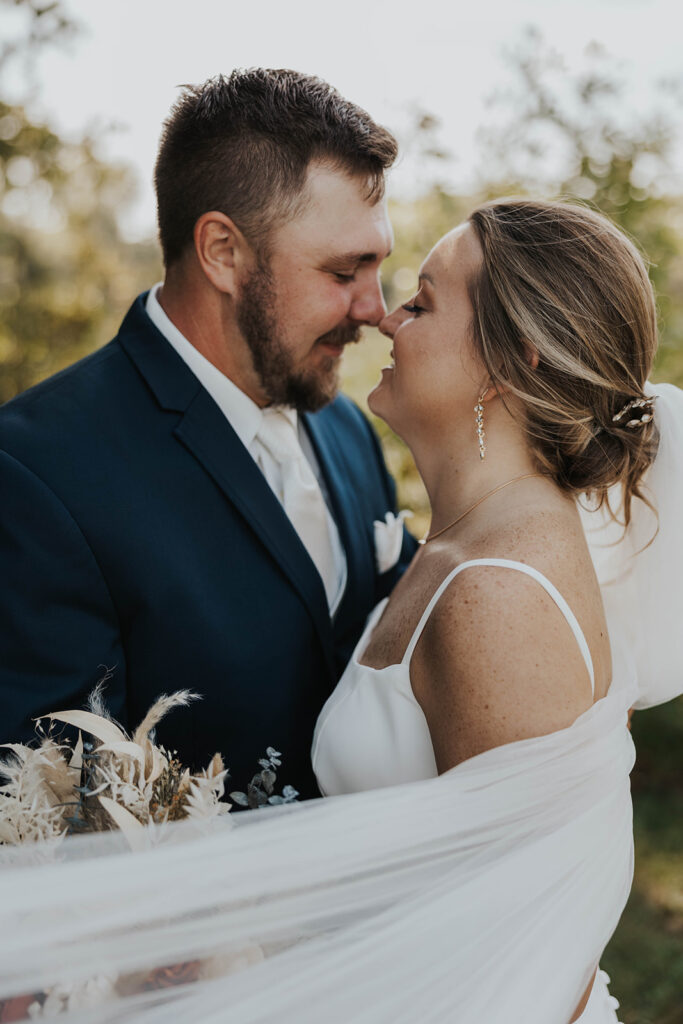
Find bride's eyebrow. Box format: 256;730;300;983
418;271;435;286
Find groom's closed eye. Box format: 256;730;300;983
323;258;359;281
323;249;392;277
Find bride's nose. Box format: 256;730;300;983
378;307;403;340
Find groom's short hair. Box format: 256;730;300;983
155;69;398;267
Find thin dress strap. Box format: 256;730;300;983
401;558;595;697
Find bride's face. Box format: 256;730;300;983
369;222;487;442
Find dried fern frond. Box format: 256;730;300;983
0;741;73;844
87;679;117;722
182;753;230;823
128;691;199;785
0;689;231;848
131;690;200;748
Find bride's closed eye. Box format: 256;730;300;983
402;302;425;315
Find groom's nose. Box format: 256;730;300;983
349;275;387;327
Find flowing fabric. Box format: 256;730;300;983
579;381;683;708
0;382;681;1024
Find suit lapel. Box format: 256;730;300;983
302;411;375;626
175;392;333;654
118;299;335;672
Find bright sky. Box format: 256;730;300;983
6;0;681;239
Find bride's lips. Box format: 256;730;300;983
381;349;395;371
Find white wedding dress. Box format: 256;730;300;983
313;558;623;1021
313;558;598;795
0;384;681;1023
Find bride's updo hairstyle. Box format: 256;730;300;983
467;198;659;527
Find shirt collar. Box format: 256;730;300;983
145;283;298;449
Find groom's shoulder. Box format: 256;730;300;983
7;335;122;398
310;393;391;491
0;303;152;468
0;337;127;441
315;392;378;445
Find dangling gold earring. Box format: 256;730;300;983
475;389;488;460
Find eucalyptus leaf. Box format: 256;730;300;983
247;782;268;808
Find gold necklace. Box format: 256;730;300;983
419;473;545;545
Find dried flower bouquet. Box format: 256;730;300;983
0;687;297;1019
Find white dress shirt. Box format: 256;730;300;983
145;284;347;614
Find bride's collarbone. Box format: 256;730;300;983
359;544;471;669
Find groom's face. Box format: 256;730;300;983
236;162;393;411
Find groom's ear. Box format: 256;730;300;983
193;212;250;296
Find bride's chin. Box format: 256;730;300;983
368;367;395;408
368;382;397;431
367;381;387;417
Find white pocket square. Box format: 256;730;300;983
373;510;411;574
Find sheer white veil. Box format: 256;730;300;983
0;383;680;1024
579;381;683;707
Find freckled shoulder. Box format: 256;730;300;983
409;561;596;772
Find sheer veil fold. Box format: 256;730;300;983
0;383;681;1024
580;381;683;709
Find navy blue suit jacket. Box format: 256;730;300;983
0;295;417;798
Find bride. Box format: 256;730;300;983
312;197;661;1021
1;198;681;1024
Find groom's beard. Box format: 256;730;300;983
236;261;361;413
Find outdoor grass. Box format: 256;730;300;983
604;701;683;1024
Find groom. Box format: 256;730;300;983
0;70;416;799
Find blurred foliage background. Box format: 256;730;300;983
1;3;681;1020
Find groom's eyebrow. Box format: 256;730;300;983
326;248;393;268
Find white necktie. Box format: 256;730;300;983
256;409;338;607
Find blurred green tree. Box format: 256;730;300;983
0;0;160;403
0;99;160;402
345;35;683;536
1;0;76;73
476;28;683;383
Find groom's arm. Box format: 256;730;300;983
0;450;126;746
